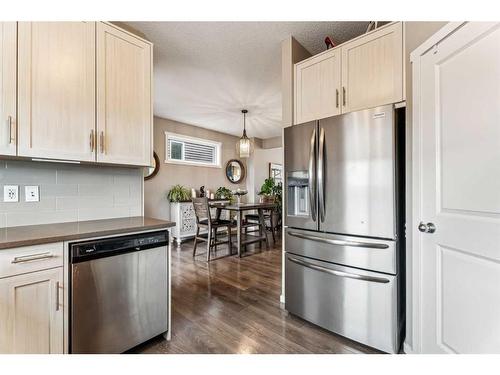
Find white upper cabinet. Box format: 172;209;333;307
294;47;341;124
0;22;17;156
17;22;96;162
341;22;403;113
96;22;152;166
293;22;404;123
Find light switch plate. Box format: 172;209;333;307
4;185;19;202
25;186;40;202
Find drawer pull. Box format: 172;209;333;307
287;231;389;249
11;252;55;264
288;256;390;284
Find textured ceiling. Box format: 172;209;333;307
127;22;370;138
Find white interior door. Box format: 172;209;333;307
416;22;500;353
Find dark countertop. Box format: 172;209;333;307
0;216;176;250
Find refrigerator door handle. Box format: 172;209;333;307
318;127;326;222
308;127;317;221
287;256;390;284
287;231;390;249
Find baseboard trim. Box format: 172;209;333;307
403;342;414;354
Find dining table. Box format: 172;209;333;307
210;202;277;257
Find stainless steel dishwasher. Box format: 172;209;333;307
69;230;169;354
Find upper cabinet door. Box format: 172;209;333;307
341;22;403;113
17;22;96;162
96;23;152;166
0;22;17;156
294;48;341;124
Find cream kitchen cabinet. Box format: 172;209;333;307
2;21;152;167
0;22;17;156
293;22;404;124
0;242;65;354
341;22;403;113
17;22;97;162
294;47;342;124
96;22;153;166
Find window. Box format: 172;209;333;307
165;132;222;168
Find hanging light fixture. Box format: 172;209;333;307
237;109;252;158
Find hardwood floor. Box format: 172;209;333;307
131;236;379;354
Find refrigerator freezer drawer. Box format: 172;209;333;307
285;254;400;353
285;228;397;274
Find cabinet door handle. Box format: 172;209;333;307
100;131;105;154
335;89;339;108
55;281;60;311
342;86;346;106
90;129;95;152
11;252;54;264
7;116;15;144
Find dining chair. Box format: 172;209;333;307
244;209;278;244
192;197;234;261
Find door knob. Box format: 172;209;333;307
418;222;436;233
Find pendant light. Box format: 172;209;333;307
237;109;252;158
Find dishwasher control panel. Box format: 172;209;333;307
70;230;168;263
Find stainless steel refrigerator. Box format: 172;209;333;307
284;104;405;353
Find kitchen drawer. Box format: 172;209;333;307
285;228;397;274
0;242;64;279
285;253;399;353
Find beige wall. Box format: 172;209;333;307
404;21;447;352
246;146;283;202
145;116;246;221
262;136;282;149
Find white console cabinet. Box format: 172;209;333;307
170;200;230;246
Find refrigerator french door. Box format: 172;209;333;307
284;104;405;354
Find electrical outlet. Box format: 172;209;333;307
4;185;19;202
25;186;40;202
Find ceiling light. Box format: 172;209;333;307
236;109;253;158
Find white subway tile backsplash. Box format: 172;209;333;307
0;160;143;228
77;206;132;222
6;210;79;227
42;184;79;197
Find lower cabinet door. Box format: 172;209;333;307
0;267;64;354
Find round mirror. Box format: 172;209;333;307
225;159;245;184
144;152;160;181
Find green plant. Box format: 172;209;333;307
259;178;282;214
167;184;191;202
272;181;283;215
258;178;275;196
215;186;233;200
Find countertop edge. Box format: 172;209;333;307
0;219;176;250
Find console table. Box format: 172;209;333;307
170;199;230;247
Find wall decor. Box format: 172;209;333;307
269;162;283;184
144;152;160;181
225;159;245;184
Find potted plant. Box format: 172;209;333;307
258;178;277;204
271;181;282;216
167;184;191;202
215;186;234;202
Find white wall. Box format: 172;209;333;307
247;146;283;202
